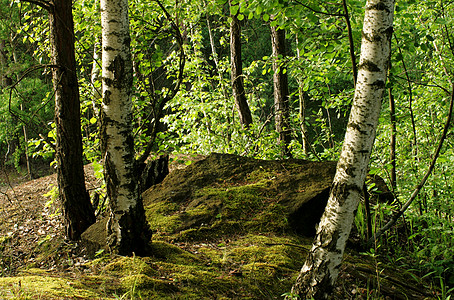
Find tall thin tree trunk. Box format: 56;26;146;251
49;0;96;240
0;39;12;88
207;17;229;101
343;0;358;86
288;0;394;298
91;41;102;117
20;104;32;180
295;36;308;157
271;25;292;157
100;0;152;255
388;85;397;192
229;0;253;129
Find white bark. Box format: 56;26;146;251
101;0;135;207
101;0;150;253
289;0;394;298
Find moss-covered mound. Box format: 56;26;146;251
0;153;433;299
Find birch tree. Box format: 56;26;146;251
100;0;152;254
288;0;394;298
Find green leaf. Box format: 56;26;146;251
263;13;270;22
89;117;97;124
230;5;239;16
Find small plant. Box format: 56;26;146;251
437;275;454;300
42;184;61;218
281;291;301;299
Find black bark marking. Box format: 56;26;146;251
371;79;386;89
104;46;116;51
103;89;112;105
347;122;367;134
358;59;381;72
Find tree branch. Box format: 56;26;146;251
292;0;343;17
368;83;454;245
20;0;52;11
7;64;60;152
135;0;186;166
342;0;357;86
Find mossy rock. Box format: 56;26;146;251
143;153;338;240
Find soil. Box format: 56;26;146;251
0;164;102;276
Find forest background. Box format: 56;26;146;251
0;0;453;296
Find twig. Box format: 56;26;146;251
264;242;309;251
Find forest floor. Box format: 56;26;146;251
0;164;101;277
0;156;441;299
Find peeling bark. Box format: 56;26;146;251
289;0;394;298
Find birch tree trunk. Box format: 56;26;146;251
49;0;96;240
271;25;292;157
101;0;152;255
289;0;394;298
229;0;253;129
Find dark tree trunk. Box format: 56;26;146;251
229;0;253;129
49;0;95;240
0;39;12;88
271;26;292;157
388;86;397;192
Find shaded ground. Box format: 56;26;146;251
0;154;437;299
0;164;101;276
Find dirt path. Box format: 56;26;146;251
0;164;101;276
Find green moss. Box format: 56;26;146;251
151;241;200;264
245;167;278;184
103;256;157;277
119;274;178;298
145;200;182;235
0;275;104;299
0;233;307;299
